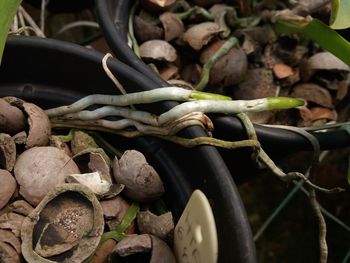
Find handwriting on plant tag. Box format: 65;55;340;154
174;190;218;263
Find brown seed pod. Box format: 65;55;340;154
0;134;16;172
183;22;222;51
113;150;165;202
14;146;80;206
291;83;333;108
140;40;178;62
160;12;185;42
0;170;17;210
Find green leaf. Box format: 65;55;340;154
330;0;350;29
275;18;350;66
0;0;22;64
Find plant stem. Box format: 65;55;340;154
195;36;238;91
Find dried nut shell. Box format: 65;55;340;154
100;196;135;233
0;170;17;210
71;130;99;155
0;98;26;135
8;200;34;216
134;16;164;43
183;22;222;50
137;211;174;240
160;12;185;42
21;184;104;263
272;63;294;79
113;150;165;202
113;234;175;262
200;41;248;86
14;146;80;206
0;212;25;237
49;135;72;156
309;107;338;122
234;68;277;99
299;107;338;126
73;149;112;182
140;0;176;12
150;235;176;263
301;52;350;81
0;241;20;263
140;40;178;62
291;83;333;108
113;234;152;257
21;103;51;148
89;239;117;263
181;63;202;85
12;131;27;145
160;65;179;81
0;229;21;254
66;172;112;197
0;134;16;172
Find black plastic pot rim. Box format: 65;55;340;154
94;0;350;154
1;36;257;263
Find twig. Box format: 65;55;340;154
18;6;45;37
101;53;129;97
17;10;29;36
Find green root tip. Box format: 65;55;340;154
267;97;305;110
191;91;232;101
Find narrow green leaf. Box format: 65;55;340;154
275;18;350;66
0;0;22;64
330;0;350;29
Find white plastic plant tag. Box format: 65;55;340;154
174;190;218;263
